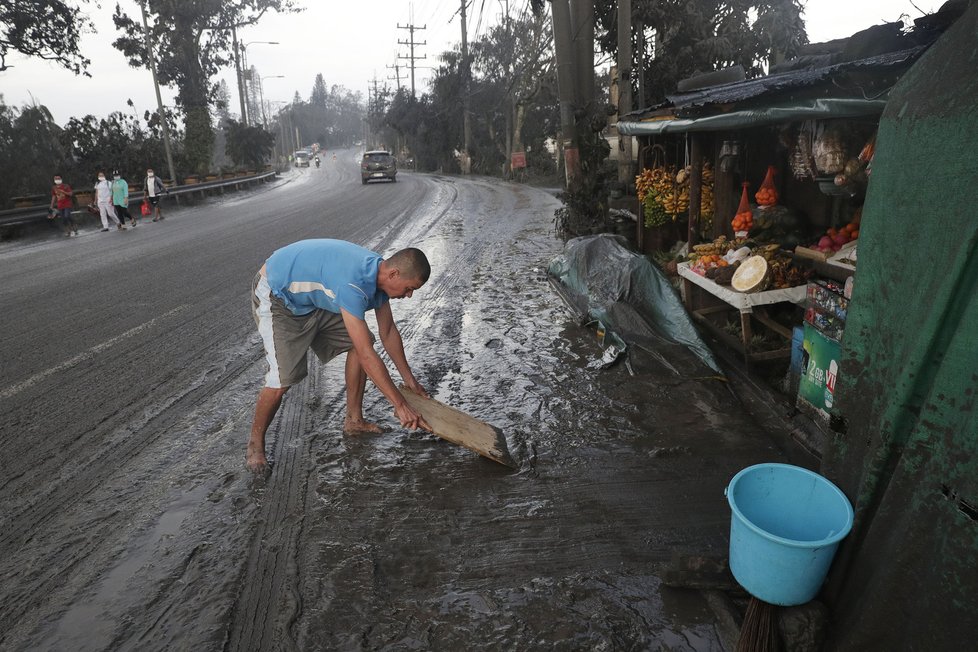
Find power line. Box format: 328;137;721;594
397;22;427;98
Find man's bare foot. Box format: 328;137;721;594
246;442;269;475
343;417;384;435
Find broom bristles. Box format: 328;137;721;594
736;596;782;652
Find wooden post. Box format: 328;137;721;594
688;134;703;246
616;0;633;186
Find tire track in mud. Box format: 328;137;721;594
0;332;263;647
0;161;436;650
223;176;540;650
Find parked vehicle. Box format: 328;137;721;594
360;150;397;184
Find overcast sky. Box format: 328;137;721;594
0;0;948;125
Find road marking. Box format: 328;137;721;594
0;305;189;401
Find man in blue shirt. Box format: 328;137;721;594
248;239;432;474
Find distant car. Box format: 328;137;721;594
361;150;397;184
294;151;311;167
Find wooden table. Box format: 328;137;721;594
677;262;807;365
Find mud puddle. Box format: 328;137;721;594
243;179;785;650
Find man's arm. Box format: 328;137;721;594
340;308;429;430
375;302;428;397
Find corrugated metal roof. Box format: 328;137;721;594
665;46;925;108
620;46;927;125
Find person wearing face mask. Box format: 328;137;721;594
94;171;125;231
144;168;168;221
111;170;136;227
49;174;79;237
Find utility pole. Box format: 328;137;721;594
397;22;426;98
231;24;248;124
459;0;472;173
367;74;381;148
386;62;405;93
139;0;177;184
616;0;633;185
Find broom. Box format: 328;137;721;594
736;596;782;652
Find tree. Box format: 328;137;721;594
225;119;275;169
594;0;808;106
472;9;555;176
111;1;299;175
310;73;328;109
59;110;177;185
0;0;93;75
214;80;233;122
0;98;66;205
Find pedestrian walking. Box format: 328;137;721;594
94;171;124;231
144;168;168;221
111;170;136;227
49;174;78;237
247;239;432;474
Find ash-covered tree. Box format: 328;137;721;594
472;8;554;176
595;0;807;106
0;0;93;74
225;119;275;169
111;1;299;175
59;108;176;185
0;99;66;205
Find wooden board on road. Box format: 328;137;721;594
399;385;517;468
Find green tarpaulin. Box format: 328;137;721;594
548;234;720;375
820;6;978;649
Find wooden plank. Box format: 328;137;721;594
399;386;517;468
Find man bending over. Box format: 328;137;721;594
248;238;432;474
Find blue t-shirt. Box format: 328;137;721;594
265;239;389;319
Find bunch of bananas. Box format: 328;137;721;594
689;235;730;258
642;193;669;227
702;163;715;216
636;162;715;227
635;166;676;227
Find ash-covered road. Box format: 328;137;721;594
0;152;784;651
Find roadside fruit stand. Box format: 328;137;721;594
617;16;954;445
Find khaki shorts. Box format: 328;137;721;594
251;272;372;388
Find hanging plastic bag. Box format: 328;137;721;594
731;182;753;235
141;200;151;216
755;165;778;206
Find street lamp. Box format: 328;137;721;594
239;40;278;125
259;75;285;128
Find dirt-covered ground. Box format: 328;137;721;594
0;159;791;650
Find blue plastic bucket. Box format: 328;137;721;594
725;463;854;606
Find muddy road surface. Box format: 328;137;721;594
0;152;788;650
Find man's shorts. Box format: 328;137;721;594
251;271;372;388
148;196;160;206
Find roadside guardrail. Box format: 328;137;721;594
0;170;278;230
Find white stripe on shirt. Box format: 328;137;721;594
287;281;336;299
